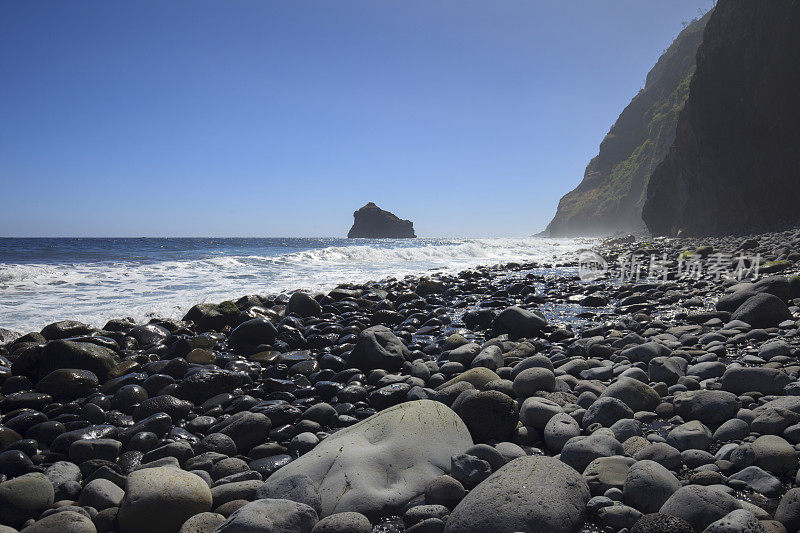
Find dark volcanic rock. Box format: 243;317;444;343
39;340;119;382
731;293;792;328
347;202;416;239
546;13;710;236
348;325;412;371
643;0;800;235
36;368;99;400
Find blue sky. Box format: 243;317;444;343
0;0;715;237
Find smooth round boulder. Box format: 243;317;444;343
583;456;634;496
599;377;660;413
178;512;226;533
648;357;684;386
659;485;741;532
731;293;791;328
0;472;55;528
623;460;681;514
519;396;563;429
311;512;372;533
77;478;124;511
445;455;589;533
728;466;782;495
544;412;581;453
703;509;765;533
512;368;555;397
214;498;318;533
673;390;739;427
666;420;712;451
459;390;518;443
287;293;322;318
40;320;92;340
39;340;119;382
560;433;624;473
492;306;547;338
260;400;472;518
721;366;791;396
714;419;750;442
229;318;278;346
208;412;271;454
752;435;798;473
19;510;97;533
173;369;244;405
582;397;634;429
36;368;99;400
775;487;800;532
255;474;321;517
634;442;682;471
117;466;212;533
348;326;411;371
436;367;501;391
424;475;465;508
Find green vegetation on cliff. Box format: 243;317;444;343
546;12;711;237
643;0;800;236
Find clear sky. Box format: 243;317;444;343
1;0;715;238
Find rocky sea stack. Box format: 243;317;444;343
347;203;416;239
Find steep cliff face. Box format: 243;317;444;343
347;203;416;238
546;13;710;237
643;0;800;236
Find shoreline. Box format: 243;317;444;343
1;228;800;531
0;236;594;337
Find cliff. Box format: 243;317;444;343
546;13;711;237
347;202;416;238
643;0;800;236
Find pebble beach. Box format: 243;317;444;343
3;230;800;532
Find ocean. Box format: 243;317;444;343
0;237;594;333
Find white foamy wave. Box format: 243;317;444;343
279;238;588;266
0;237;594;333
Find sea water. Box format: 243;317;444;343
0;237;594;333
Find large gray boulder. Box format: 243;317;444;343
286;292;322;318
703;509;765;533
19;511;97;533
666;420;712;451
214;498;318;533
39;340;119;382
583;456;634;496
0;472;54;528
659;485;741;531
582;397;634;429
721;366;791;396
118;466;212;533
599;377;660;413
560;432;624;473
492;306;547;338
731;293;792;328
348;326;412;371
623;460;681;514
255;474;321;516
445;455;590;533
752;435;798;473
260;400;472;518
716;276;790;311
775;487;800;532
673;390;739;427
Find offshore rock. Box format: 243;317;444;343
347;202;415;238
